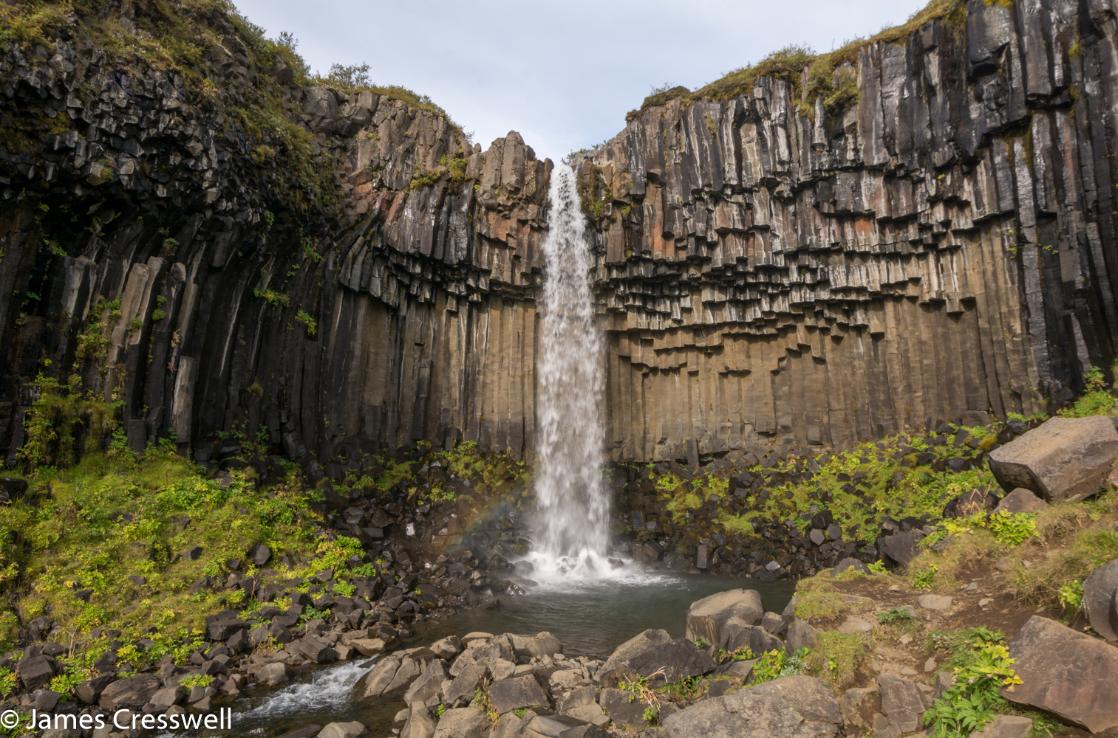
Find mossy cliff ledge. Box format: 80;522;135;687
579;0;1118;462
0;0;548;469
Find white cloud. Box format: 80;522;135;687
234;0;930;160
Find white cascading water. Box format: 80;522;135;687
523;162;645;587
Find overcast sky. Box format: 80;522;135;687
234;0;928;160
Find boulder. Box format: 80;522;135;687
433;707;489;738
1083;559;1118;641
661;675;841;738
597;629;715;685
403;660;447;707
487;673;550;714
987;416;1118;502
972;715;1033;738
317;722;367;738
1005;615;1118;733
917;594;953;612
877;674;926;734
510;632;562;662
786;618;818;654
685;589;764;648
16;654;58;690
99;675;162;709
400;706;436;738
352;653;424;700
878;530;923;567
521;714;609;738
995;488;1048;514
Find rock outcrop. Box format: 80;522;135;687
987;416;1118;501
579;0;1118;461
3;0;1118;467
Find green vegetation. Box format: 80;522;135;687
878;606;917;625
751;647;807;684
1015;504;1118;612
408;153;470;190
295;309;318;337
1059;363;1117;418
17;370;120;468
0;442;352;666
628;0;969;121
254;286;290;308
803;631;871;689
179;673;215;689
650;424;1004;547
923;628;1021;738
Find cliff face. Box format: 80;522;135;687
2;0;1117;469
580;0;1118;461
0;1;546;468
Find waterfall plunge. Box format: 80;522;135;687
523;163;649;588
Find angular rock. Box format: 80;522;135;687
972;715;1033;738
685;589;764;648
487;673;551;714
433;707;489;738
522;714;609;738
877;674;926;734
995;488;1048;514
988;416;1118;502
661;675;841;738
1005;615;1118;733
1083;559;1118;641
99;675;162;709
16;654;58;691
597;629;715;685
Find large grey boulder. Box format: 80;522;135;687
400;706;435;738
987;416;1118;502
487;673;550;714
995;488;1048;514
877;674;927;734
685;589;764;648
1083;559;1118;641
596;629;715;685
661;675;841;738
1005;616;1118;733
433;707;489;738
972;715;1033;738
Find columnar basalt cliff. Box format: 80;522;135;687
1;0;1118;470
0;2;547;468
579;0;1118;461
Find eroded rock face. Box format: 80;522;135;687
2;0;1118;466
685;588;764;648
579;0;1118;461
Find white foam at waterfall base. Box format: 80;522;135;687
525;163;667;590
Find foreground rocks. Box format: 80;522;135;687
1006;616;1118;733
661;676;842;738
987;417;1118;502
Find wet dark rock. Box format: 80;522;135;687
16;654;57;691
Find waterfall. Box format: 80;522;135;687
524;162;616;585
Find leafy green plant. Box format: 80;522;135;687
179;673;214;689
923;628;1021;738
913;564;939;591
1057;579;1083;613
878;607;916;625
295;309;317;337
618;669;664;724
751;648;807;684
